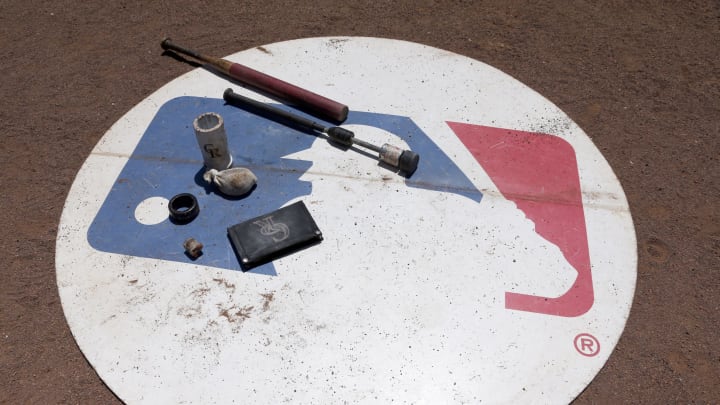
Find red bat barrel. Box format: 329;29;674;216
161;38;349;123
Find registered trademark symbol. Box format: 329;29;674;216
574;333;600;357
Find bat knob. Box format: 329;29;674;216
160;37;173;50
398;150;419;176
379;144;419;176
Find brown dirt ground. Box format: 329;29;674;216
1;1;718;403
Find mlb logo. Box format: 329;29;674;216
88;96;593;317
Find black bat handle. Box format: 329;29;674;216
223;88;326;133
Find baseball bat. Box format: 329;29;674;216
224;88;419;176
161;38;349;123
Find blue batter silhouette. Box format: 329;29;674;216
88;96;482;275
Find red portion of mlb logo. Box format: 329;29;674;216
448;122;594;317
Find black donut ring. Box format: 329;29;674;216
168;193;200;224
